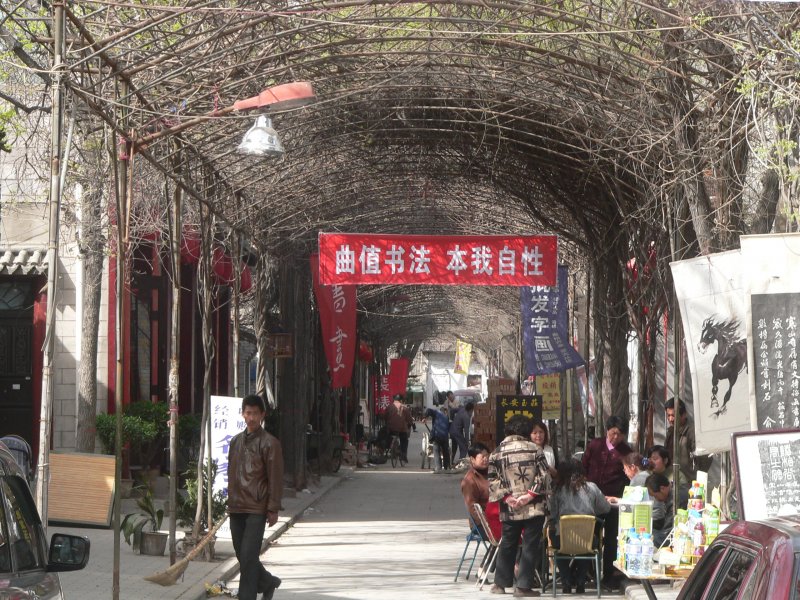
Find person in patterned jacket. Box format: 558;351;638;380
488;414;551;597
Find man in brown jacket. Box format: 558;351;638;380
385;394;414;463
227;395;284;600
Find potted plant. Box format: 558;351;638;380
121;484;168;556
175;459;227;561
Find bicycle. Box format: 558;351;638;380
388;435;403;468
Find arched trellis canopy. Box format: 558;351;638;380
7;1;800;396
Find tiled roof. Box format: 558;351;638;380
0;249;48;275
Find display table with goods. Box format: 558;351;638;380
614;479;722;600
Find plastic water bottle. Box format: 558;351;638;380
625;531;641;576
639;532;654;576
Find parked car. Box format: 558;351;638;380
0;441;90;599
676;515;800;600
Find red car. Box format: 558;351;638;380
676;515;800;600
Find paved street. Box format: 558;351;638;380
222;431;681;600
53;429;682;600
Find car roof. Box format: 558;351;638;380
723;515;800;553
0;441;27;479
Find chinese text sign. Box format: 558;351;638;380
318;232;558;286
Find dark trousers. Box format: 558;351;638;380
451;431;468;460
433;436;451;469
230;513;273;600
553;534;592;587
495;515;544;590
391;430;410;461
601;508;619;581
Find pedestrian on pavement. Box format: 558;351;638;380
227;395;284;600
385;394;415;463
581;414;631;589
449;401;474;462
548;459;611;594
488;414;551;597
424;407;451;471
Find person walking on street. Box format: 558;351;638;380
227;394;284;600
488;414;551;597
449;401;474;462
425;407;451;471
385;394;414;463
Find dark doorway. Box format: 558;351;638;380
0;280;34;445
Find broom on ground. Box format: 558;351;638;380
145;515;228;586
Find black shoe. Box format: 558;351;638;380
576;584;585;594
261;575;281;600
561;585;572;594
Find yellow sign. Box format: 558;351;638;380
454;339;472;375
539;373;561;420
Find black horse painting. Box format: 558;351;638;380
697;317;748;418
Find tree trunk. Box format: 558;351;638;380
75;185;106;452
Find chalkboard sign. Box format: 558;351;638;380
495;395;543;442
731;428;800;521
751;292;800;430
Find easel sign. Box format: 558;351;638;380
731;428;800;521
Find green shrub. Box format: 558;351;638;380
95;413;159;456
176;459;227;531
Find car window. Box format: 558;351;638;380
679;543;727;600
0;488;10;572
707;547;756;600
0;476;45;571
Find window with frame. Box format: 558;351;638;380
707;547;757;600
0;476;44;571
679;544;727;600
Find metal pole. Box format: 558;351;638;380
232;230;241;397
167;169;182;565
112;80;131;600
35;0;65;527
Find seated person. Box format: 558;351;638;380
606;453;650;504
460;442;501;541
646;473;689;547
647;444;688;488
548;459;611;594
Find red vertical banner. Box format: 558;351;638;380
388;357;410;397
311;255;357;388
374;375;391;415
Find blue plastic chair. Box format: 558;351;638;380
454;513;488;581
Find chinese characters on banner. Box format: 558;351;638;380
751;293;800;430
318;232;558;286
522;374;561;420
759;438;800;518
310;255;357;388
373;375;392;415
670;250;750;453
520;265;584;376
210;394;246;539
495;395;543;442
454;340;472;375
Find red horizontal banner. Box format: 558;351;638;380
318;233;558;286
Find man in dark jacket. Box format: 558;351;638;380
449;401;475;462
227;395;284;600
425;407;451;471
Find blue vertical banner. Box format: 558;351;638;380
521;265;585;375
